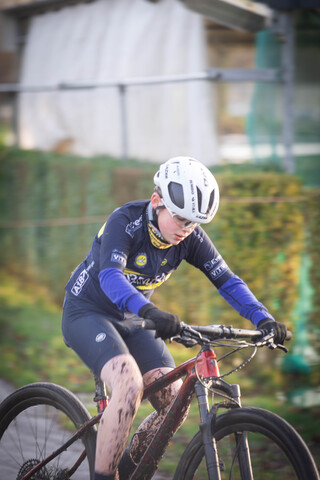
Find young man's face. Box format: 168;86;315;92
150;193;197;245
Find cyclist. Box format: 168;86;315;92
62;156;287;480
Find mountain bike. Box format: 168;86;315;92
0;322;318;480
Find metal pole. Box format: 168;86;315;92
282;12;295;174
119;84;128;161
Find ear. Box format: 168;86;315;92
151;192;161;209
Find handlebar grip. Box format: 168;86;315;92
141;319;157;330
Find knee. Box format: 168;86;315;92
151;378;183;413
101;354;144;402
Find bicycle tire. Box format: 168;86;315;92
174;406;319;480
0;382;97;480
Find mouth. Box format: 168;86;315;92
174;233;185;241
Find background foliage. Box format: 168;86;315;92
0;146;319;376
0;147;311;323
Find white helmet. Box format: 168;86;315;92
154;156;219;224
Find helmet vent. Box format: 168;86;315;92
208;190;215;212
197;187;203;212
168;182;184;209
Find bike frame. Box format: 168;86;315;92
21;345;247;480
130;345;245;480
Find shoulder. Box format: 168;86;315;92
110;200;149;218
107;200;149;238
185;225;211;246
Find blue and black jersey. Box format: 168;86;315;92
65;200;275;326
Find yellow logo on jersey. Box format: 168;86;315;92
135;254;147;268
161;259;167;266
98;222;106;238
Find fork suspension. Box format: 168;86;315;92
195;381;222;480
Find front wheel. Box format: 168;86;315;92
174;406;319;480
0;382;97;479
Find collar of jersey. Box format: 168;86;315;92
147;203;172;249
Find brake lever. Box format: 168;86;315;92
181;323;203;341
170;323;207;347
254;331;274;347
265;336;289;353
275;344;289;353
172;336;199;347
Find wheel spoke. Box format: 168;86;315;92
0;384;96;479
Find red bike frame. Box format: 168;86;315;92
21;347;221;480
129;347;221;479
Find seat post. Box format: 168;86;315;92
93;374;108;413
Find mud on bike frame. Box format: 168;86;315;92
1;322;319;480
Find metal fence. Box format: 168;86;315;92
0;62;296;171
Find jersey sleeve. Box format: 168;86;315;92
185;227;234;288
98;267;150;314
98;209;133;272
185;227;274;326
218;275;275;326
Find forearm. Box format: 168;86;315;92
98;267;149;315
218;275;275;327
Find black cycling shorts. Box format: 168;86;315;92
62;293;176;376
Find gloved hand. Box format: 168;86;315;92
257;318;287;345
139;304;181;340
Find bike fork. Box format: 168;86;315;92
234;432;254;480
195;381;222;480
196;381;254;480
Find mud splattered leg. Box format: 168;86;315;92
95;353;143;476
129;367;189;464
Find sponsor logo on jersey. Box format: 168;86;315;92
111;249;127;267
204;255;228;280
71;269;89;296
95;333;106;343
125;215;143;238
204;254;222;271
193;229;203;243
209;261;228;280
124;269;172;290
135;254;147;268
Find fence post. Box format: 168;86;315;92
282;12;295;174
119;83;128;161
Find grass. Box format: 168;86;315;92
0;270;319;476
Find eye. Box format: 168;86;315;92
175;216;187;223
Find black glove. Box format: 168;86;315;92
257;318;287;345
139;304;181;340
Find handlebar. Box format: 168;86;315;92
141;320;292;343
189;324;292;342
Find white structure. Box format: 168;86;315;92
19;0;218;164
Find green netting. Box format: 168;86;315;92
282;254;318;374
247;10;320;184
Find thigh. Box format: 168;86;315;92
62;297;129;376
125;328;176;376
